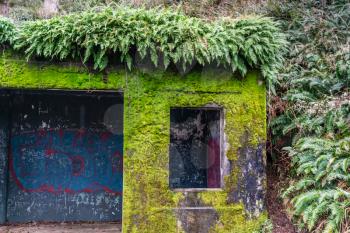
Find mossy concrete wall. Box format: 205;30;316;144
0;57;267;232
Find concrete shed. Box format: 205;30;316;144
0;7;286;233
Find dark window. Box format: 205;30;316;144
170;107;222;189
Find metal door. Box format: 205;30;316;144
6;90;123;223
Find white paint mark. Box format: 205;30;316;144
41;121;47;128
26;201;35;213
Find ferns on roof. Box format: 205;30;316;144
0;6;287;83
0;16;16;45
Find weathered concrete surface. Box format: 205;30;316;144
228;143;266;218
176;193;219;233
0;223;121;233
0;94;9;224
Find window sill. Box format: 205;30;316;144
171;188;223;192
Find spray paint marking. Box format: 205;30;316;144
9;129;123;195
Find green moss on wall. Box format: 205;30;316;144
0;59;125;90
122;70;266;232
0;57;267;232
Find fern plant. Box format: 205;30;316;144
0;6;287;85
282;135;350;233
0;16;16;45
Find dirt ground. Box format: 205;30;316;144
266;165;297;233
0;223;121;233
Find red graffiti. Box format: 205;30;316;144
9;129;123;195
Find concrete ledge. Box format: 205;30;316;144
0;223;122;233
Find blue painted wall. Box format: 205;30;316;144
7;130;123;222
1;91;124;223
0;95;9;224
10;130;123;194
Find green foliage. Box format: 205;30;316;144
268;0;350;232
282;136;350;233
253;219;273;233
0;16;16;45
0;6;287;83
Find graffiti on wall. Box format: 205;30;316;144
2;92;124;223
10;129;123;194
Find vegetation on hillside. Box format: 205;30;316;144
268;1;350;232
0;0;271;20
